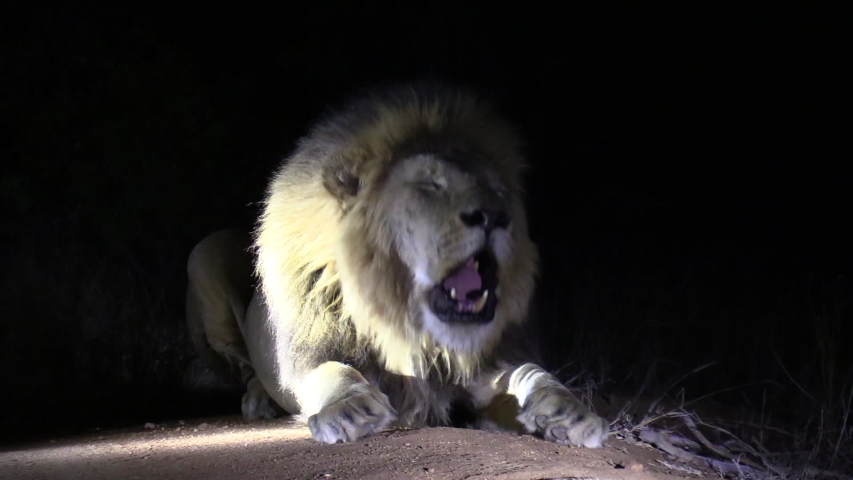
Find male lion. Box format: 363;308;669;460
186;83;609;447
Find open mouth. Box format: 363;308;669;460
428;249;499;324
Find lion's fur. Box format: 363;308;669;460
253;84;539;390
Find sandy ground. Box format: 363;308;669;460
1;416;717;480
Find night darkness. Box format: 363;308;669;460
1;1;850;467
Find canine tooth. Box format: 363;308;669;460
473;261;479;271
472;289;489;313
450;288;457;299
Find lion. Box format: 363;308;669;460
185;82;609;447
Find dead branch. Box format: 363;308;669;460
637;428;763;477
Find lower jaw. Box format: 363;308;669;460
431;306;497;325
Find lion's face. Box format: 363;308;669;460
379;153;510;319
339;150;535;356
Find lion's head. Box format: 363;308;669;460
256;84;538;380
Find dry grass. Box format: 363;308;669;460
562;358;853;479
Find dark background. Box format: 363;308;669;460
1;3;849;450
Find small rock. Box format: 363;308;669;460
144;423;156;429
198;422;209;430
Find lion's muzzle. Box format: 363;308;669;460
459;208;511;235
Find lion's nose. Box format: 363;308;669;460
459;208;511;233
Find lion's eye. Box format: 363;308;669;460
417;180;444;193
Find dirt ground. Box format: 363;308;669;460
0;415;719;480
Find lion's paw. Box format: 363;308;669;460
242;377;278;420
517;387;608;448
307;386;396;444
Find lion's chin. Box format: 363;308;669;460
428;249;499;325
419;304;498;355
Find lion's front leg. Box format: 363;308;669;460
507;363;609;448
296;361;397;444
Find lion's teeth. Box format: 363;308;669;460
473;261;479;271
450;288;457;300
472;290;488;313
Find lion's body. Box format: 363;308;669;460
186;83;609;447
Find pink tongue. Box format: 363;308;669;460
442;258;482;300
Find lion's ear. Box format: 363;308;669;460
322;149;364;207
